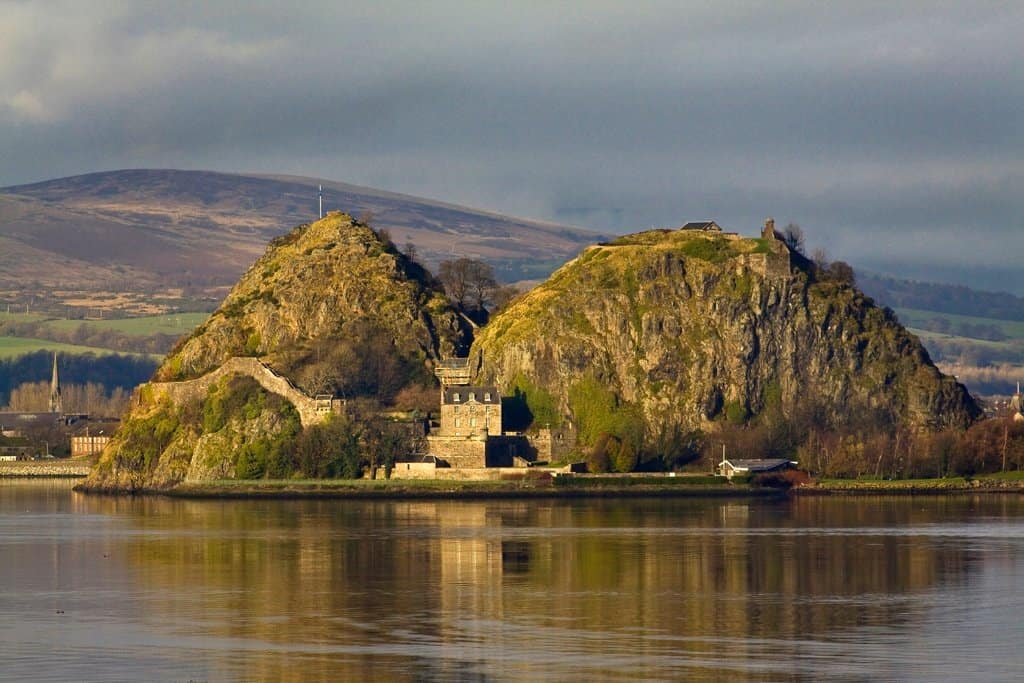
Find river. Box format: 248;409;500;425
1;479;1023;681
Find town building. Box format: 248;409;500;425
70;433;112;458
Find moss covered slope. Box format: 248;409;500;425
471;228;978;449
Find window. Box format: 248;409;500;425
484;392;492;402
468;392;476;401
470;418;477;427
454;418;461;428
453;405;459;414
453;392;460;402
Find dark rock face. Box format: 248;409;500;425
472;229;979;446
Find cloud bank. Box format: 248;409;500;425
2;1;1022;284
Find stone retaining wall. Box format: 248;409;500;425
0;460;92;477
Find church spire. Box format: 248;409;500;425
49;352;62;414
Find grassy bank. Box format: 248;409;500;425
78;475;785;500
798;474;1024;494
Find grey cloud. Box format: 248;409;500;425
1;1;1023;285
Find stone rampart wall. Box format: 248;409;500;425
146;357;325;427
736;249;791;281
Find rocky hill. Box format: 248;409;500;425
470;227;979;452
81;213;470;491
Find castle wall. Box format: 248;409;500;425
426;434;489;468
144;357;329;428
526;427;577;462
735;249;791;281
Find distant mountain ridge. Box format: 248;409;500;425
0;169;601;295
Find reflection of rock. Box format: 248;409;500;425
101;496;980;678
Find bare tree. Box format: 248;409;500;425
404;241;418;263
781;223;805;254
828;261;856;286
490;285;522;313
465;260;498;311
811;247;829;271
438;258;497;311
438;259;472;308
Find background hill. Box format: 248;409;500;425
0;169;600;308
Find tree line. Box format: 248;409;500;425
0;319;181;355
2;381;131;417
0;351;158;408
860;275;1024;322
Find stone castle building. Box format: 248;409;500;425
438;385;502;437
418;358;576;471
425;359;511;468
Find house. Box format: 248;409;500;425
439;386;502;437
680;221;722;232
718;458;797;478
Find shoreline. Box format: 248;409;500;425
0;460;94;478
74;479;789;500
5;465;1013;498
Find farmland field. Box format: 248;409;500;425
895;307;1024;340
0;311;207;337
43;312;208;336
0;336;160;359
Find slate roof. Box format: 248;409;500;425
442;386;500;405
0;412;61;427
681;221;721;231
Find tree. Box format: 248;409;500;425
404;241;418;263
465;260;498;311
490;285;521;313
438;258;498;312
438;259;472;308
828;261;856;286
781;223;805;254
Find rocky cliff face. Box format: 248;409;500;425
82;213;469;491
471;228;978;448
157;212;469;395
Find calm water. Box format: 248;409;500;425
2;481;1023;682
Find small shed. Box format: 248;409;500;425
718;458;797;478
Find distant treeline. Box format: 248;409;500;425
916;316;1008;341
0;319;180;355
861;275;1024;322
0;351;158;407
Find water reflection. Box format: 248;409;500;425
2;482;1024;681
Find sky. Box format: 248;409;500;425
2;1;1022;287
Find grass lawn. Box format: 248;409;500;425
0;336;160;359
0;312;48;323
